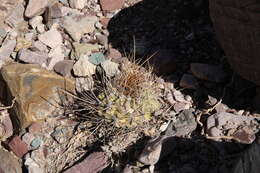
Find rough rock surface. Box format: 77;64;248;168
0;63;74;128
25;0;49;18
0;147;22;173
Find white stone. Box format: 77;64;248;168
69;0;86;9
25;0;49;18
73;55;96;77
47;46;65;70
25;158;44;173
101;60;119;77
0;39;16;61
63;15;98;42
29;16;43;29
38;29;63;48
36;24;45;33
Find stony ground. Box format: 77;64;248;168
0;0;260;173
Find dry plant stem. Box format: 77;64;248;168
0;98;16;110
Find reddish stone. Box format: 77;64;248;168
100;0;124;11
107;48;122;60
64;152;108;173
8;136;28;158
28;122;42;133
100;17;110;28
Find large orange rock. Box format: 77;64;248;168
0;63;74;129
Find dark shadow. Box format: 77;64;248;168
102;135;258;173
105;1;260;172
107;0;258;111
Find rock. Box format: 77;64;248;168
62;15;98;42
15;37;32;51
0;60;5;69
73;55;96;77
45;3;63;19
100;0;124;11
8;136;28;158
5;3;24;28
38;28;63;48
30;137;43;149
36;24;45;33
54;60;74;77
22;133;35;146
96;34;108;48
32;41;48;52
0;63;75;128
138;136;165;166
71;42;99;60
64;152;108;173
190;63;227;83
107;48;122;60
172;89;186;102
25;32;35;42
179;74;199;89
69;0;85;9
29;16;43;30
25;0;49;18
0;39;16;61
47;46;65;70
150;49;176;75
173;102;191;113
101;60;120;77
28;122;42;134
0;109;13;141
99;17;110;28
88;52;105;65
51;127;72;144
206;112;259;143
231;127;256;144
18;49;48;66
25;157;44;173
0;147;22;173
75;77;94;92
0;28;7;37
60;6;83;17
171;109;197;137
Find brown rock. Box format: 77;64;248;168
0;63;75;128
25;0;49;18
100;0;124;11
53;60;74;77
0;147;22;173
64;152;108;173
8;136;28;158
